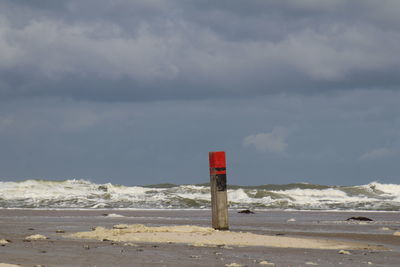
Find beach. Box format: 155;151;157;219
0;209;399;266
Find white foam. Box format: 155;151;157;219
0;179;399;210
105;213;125;217
272;188;369;206
363;181;400;200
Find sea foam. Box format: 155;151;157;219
0;179;399;210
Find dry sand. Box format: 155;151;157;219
70;224;386;250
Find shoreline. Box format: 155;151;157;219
1;207;399;213
0;209;399;266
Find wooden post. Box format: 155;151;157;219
209;151;229;230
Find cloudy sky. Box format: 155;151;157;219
1;0;400;186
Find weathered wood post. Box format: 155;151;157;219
209;151;229;230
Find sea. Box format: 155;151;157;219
0;179;399;211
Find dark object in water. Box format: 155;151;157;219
346;216;373;221
238;209;255;214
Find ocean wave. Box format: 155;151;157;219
0;179;399;210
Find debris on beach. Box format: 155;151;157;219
287;218;296;222
259;262;272;265
393;231;400;236
113;224;129;229
217;244;233;249
103;213;124;217
24;234;47;241
0;239;10;246
338;250;351;255
346;216;373;222
123;242;137;247
225;263;245;267
191;242;217;248
305;262;318;265
238;209;255;214
55;229;65;233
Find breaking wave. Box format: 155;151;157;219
0;179;399;210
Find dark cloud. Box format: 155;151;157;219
0;90;399;185
1;1;400;186
0;0;399;102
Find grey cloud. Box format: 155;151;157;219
243;127;289;154
359;148;395;161
2;1;400;187
0;0;400;102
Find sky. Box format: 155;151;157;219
1;0;400;186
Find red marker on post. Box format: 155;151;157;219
209;151;229;230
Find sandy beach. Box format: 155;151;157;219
0;209;399;266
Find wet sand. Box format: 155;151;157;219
0;209;399;266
